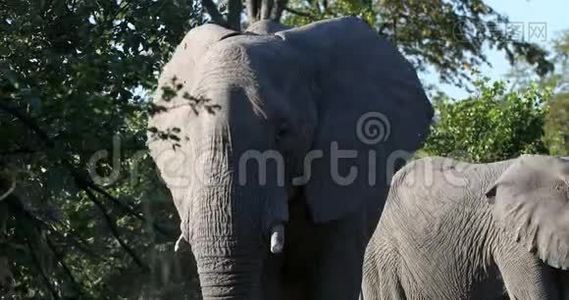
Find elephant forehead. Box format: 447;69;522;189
203;36;301;75
190;38;308;121
501;155;569;189
201;35;278;65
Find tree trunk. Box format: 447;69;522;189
244;0;289;26
246;0;259;23
227;0;243;30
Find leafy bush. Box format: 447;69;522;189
0;1;203;298
423;78;551;163
544;93;569;155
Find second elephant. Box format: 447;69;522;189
362;155;569;300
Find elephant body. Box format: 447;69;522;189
362;155;569;300
147;17;433;299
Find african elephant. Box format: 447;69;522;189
361;155;569;300
147;17;433;299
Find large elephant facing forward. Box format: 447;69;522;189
362;155;569;300
147;17;433;299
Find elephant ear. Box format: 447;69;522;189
147;23;238;228
486;155;569;270
276;17;433;223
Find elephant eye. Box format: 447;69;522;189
275;124;289;142
554;181;569;196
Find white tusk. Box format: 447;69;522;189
174;234;184;252
270;224;285;254
0;174;16;202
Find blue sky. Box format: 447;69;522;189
424;0;569;99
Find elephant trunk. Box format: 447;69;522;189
188;184;267;300
185;130;288;299
194;245;264;300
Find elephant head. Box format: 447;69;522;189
148;17;432;299
486;155;569;270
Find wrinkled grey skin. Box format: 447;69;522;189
362;155;569;300
148;17;433;300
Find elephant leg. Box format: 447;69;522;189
495;241;559;299
274;195;320;300
361;257;379;300
262;252;286;300
554;268;569;300
312;209;369;300
262;251;312;300
361;242;406;300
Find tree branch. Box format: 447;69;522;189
3;194;61;297
0;102;175;238
246;0;258;23
75;173;174;237
84;188;149;272
201;0;228;27
0;173;16;202
227;0;242;30
0;100;170;280
0;102;54;148
5;194;104;261
283;7;317;20
45;237;84;297
0;147;37;156
260;0;273;19
47;225;104;262
25;238;60;299
270;0;287;21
